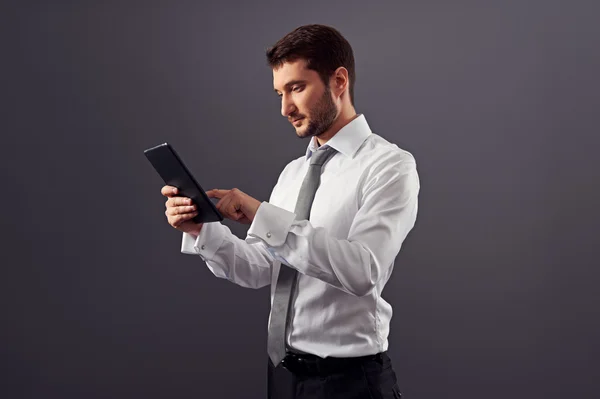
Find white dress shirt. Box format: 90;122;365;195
181;114;420;358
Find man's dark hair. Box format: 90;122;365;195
266;24;356;106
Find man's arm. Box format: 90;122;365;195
181;221;273;289
178;167;293;289
245;156;419;297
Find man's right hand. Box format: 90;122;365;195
161;185;203;236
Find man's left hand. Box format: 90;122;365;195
207;188;261;224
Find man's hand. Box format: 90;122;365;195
207;188;261;224
161;185;203;236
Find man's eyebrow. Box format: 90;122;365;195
274;80;307;93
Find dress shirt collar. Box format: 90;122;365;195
305;114;372;160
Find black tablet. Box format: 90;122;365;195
144;142;223;224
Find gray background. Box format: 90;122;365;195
2;1;599;398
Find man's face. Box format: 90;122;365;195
273;59;338;139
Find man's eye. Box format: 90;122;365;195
293;86;303;92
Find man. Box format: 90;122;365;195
161;24;418;399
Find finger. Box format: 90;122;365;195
231;210;244;221
166;205;197;216
169;214;195;227
218;198;243;221
219;195;242;220
161;185;179;197
172;212;198;227
214;195;226;212
207;189;229;199
227;201;242;217
215;195;231;216
166;197;194;208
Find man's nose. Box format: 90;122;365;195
281;94;296;117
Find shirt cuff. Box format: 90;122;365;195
181;232;198;255
180;222;227;261
246;202;296;248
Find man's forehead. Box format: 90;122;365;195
273;59;312;89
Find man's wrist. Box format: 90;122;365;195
188;223;203;238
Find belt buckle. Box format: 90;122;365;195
281;353;299;373
282;353;319;376
293;354;314;375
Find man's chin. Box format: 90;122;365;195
295;127;311;138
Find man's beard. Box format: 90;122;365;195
295;85;338;139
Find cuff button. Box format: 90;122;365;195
266;232;272;238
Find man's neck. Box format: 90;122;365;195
316;108;358;147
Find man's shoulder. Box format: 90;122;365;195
356;133;419;195
360;132;417;166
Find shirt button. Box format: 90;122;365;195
266;232;272;238
201;245;206;250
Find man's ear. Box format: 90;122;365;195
332;67;349;99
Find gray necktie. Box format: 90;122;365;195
267;145;337;366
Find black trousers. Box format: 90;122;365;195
267;351;402;399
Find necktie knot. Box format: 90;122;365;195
310;146;337;166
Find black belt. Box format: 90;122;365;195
281;351;385;377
